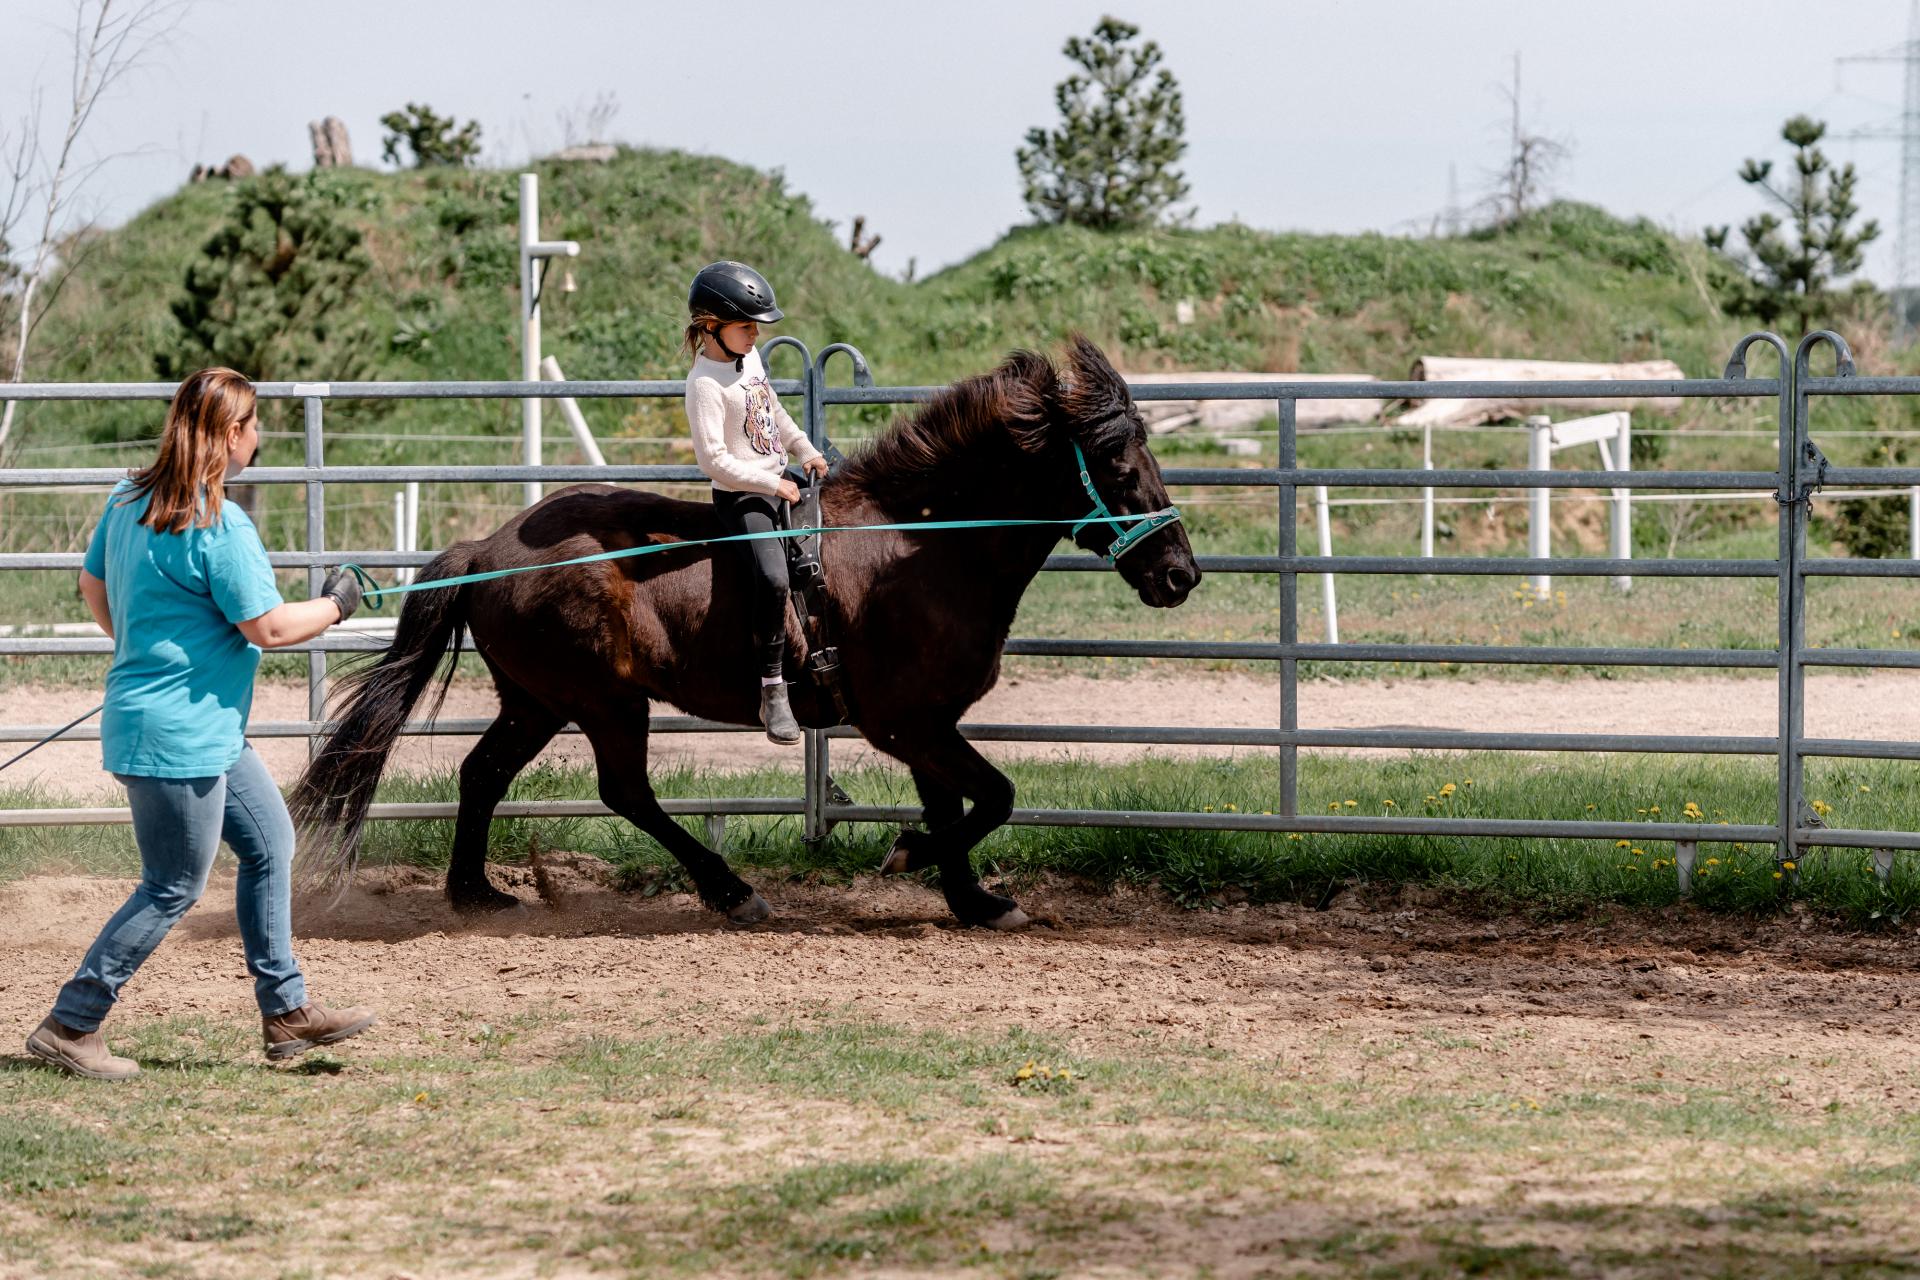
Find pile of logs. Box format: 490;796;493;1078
1397;356;1684;427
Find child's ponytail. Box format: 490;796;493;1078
684;310;723;360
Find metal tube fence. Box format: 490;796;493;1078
0;332;1911;880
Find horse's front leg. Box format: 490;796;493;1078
876;727;1027;930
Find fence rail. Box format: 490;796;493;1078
1;330;1913;882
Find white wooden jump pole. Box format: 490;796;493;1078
1526;410;1633;600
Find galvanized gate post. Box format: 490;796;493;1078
1785;332;1857;876
762;335;826;842
803;349;827;843
807;343;873;844
300;387;329;758
1725;334;1794;869
1277;397;1299;818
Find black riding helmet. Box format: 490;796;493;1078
689;261;782;371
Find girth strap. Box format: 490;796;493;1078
785;470;853;724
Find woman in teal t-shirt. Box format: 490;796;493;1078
26;369;377;1080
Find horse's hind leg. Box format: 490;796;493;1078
448;689;564;912
580;711;769;923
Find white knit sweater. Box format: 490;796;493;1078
685;349;822;496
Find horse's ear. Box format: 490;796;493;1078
1059;334;1136;453
1065;334;1127;402
997;348;1057;454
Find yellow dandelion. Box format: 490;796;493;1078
1225;803;1238;812
1773;871;1783;880
1382;799;1396;808
1649;806;1661;815
1859;785;1872;793
1616;840;1632;848
1344;799;1358;808
1706;857;1721;866
1631;848;1645;856
1783;860;1797;871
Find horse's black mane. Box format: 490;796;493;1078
834;338;1142;503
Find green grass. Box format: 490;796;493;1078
8;752;1915;926
3;1011;1917;1277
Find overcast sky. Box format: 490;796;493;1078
3;0;1917;283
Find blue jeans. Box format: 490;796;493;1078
52;745;307;1032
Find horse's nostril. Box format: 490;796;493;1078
1165;565;1196;595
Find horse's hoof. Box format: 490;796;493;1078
449;885;525;916
727;891;772;925
879;830;920;876
984;906;1031;932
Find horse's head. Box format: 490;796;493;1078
1049;336;1200;609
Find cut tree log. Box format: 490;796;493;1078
1398;356;1684;428
1122;372;1383;431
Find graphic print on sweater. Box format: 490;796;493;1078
741;377;780;455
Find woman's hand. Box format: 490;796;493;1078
802;456;829;479
774;478;802;504
320;567;363;623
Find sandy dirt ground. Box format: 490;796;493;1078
3;862;1915;1099
6;669;1919;798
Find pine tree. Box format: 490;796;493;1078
1016;16;1189;230
1706;115;1880;334
380;102;482;169
158;167;371;382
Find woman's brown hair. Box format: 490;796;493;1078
126;368;257;533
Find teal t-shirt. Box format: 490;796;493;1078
82;480;284;778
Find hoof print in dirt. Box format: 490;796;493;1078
726;891;772;925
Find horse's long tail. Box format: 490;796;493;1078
290;542;477;886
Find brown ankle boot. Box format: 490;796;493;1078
263;1002;377;1061
25;1015;139;1081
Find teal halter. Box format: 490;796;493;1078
1069;440;1184;565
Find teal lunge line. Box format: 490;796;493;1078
339;510;1177;611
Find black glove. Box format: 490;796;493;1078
320;568;362;623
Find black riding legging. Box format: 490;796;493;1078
712;487;788;679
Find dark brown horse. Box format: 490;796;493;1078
291;338;1199;929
